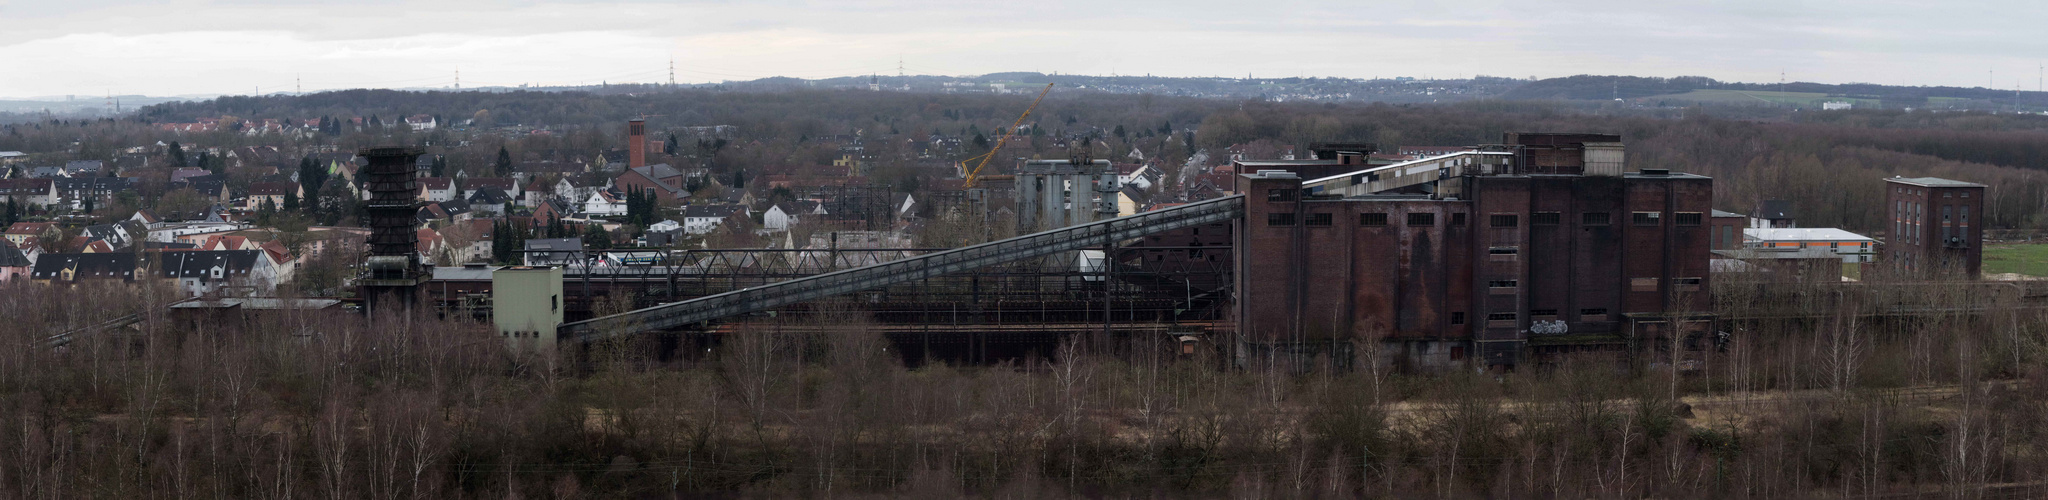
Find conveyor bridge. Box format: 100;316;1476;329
558;194;1246;342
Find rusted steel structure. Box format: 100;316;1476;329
357;147;427;316
1233;133;1714;370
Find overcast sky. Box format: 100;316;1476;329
0;0;2040;98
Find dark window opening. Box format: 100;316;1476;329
1450;312;1465;325
1360;212;1389;226
1675;212;1703;226
1488;247;1519;255
1487;280;1518;288
1267;213;1296;226
1450;213;1467;226
1583;212;1612;226
1305;213;1332;227
1580;308;1609;318
1490;214;1519;228
1407;212;1435;226
1532;212;1561;225
1486;313;1518;321
1266;188;1297;202
1633;212;1662;226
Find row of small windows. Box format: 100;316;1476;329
1894;187;1971;198
1469;308;1613;325
1268;210;1702;227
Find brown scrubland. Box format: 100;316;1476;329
1;273;2045;499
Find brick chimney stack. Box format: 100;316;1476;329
628;119;646;169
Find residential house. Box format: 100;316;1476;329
892;193;919;219
532;198;573;223
413;155;439;179
81;224;132;251
763;200;822;232
417;200;473;226
417;177;456;202
259;240;296;284
30;253;138;284
519;178;555;207
227;146;282;168
26;166;67;179
0;178;57;207
246;182;302;209
463;177;517;195
175;175;232;201
583;190;626;217
417;228;447;263
467;188;513;215
683;204;748;234
0;242;30;282
1117;163;1159;191
155;250;274;297
193;233;262;252
54;177;134;210
762;204;796;231
63;160;105;177
169;167;212;184
4;222;56;247
554;177;591;202
404;115;437;131
128;209;164;230
145;222;243;243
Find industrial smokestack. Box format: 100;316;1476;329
628;119;646;169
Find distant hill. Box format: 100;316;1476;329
1503;75;2048;109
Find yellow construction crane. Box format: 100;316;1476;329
962;82;1054;188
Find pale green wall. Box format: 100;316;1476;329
493;266;564;348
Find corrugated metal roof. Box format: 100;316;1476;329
1744;227;1875;242
1888;176;1986;188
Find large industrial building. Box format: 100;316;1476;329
1884;176;1986;278
1231;134;1714;369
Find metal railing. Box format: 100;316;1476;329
559;194;1246;342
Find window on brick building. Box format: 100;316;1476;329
1450;213;1467;226
1674;277;1703;292
1675;212;1703;226
1304;213;1332;227
1407;212;1435;226
1267;213;1296;226
1532;212;1561;225
1580;308;1609;319
1631;277;1658;292
1485;313;1518;328
1360;212;1388;226
1488;280;1518;289
1583;212;1611;226
1266;188;1296;202
1490;214;1519;228
1633;211;1661;226
1450;312;1465;325
1530;309;1559;321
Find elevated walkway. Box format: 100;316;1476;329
558;195;1245;342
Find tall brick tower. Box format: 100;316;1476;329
628;119;646;169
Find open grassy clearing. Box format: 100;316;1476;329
1985;243;2048;276
1645;89;1879;107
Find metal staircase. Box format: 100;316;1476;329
558;194;1246;342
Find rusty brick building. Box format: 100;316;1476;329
1884;177;1985;278
1231;134;1714;369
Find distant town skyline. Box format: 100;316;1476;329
1;0;2041;98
